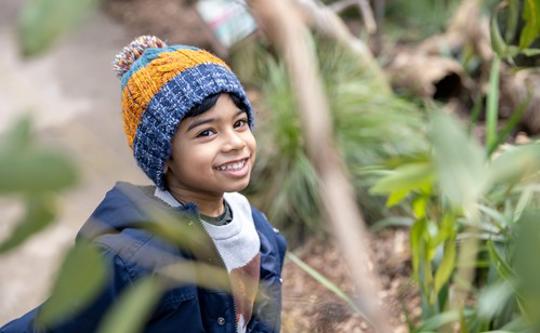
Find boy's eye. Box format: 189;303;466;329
196;129;215;138
234;118;248;129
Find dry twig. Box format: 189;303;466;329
291;0;390;92
329;0;377;35
245;0;392;331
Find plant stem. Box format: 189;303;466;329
450;206;480;328
486;57;501;154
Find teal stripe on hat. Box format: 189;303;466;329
120;45;200;89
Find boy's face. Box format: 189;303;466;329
166;94;256;197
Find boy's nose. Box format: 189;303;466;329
222;131;245;151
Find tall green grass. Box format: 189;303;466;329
372;109;540;331
235;36;427;241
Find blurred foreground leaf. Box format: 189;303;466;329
98;278;162;333
430;111;486;209
478;281;514;320
0;116;78;252
18;0;99;56
513;210;540;325
487;143;540;188
417;309;473;332
3;116;32;152
37;241;107;327
370;216;414;232
370;162;434;206
0;117;78;194
0;150;78;193
0;196;55;253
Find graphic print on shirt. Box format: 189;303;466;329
230;253;260;332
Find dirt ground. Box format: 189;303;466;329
281;229;417;332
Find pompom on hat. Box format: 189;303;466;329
113;35;254;189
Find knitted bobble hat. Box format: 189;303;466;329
113;35;254;189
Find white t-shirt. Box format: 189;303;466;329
154;189;261;333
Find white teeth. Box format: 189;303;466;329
217;159;246;171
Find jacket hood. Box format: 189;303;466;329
77;182;198;242
76;182;286;276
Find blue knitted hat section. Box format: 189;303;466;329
132;63;254;189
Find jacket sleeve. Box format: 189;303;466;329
1;246;133;333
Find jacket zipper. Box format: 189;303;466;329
181;205;239;332
158;193;241;332
214;248;238;333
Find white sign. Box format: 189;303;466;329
196;0;257;48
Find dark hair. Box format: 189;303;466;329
185;93;246;118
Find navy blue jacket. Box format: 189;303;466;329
1;182;287;333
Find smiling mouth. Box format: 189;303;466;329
214;157;249;172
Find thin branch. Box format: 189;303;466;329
292;0;390;92
245;0;393;332
329;0;377;34
329;0;357;13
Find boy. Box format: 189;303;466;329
1;35;287;333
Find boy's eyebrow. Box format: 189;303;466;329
186;110;245;132
187;118;215;132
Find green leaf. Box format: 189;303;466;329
477;204;508;229
411;219;427;278
478;281;514;319
412;196;428;219
386;189;410;207
513;186;533;223
370;216;414;232
0;196;55;253
499;316;529;331
431;213;455;249
491;13;509;58
487;143;540;188
18;0;99;57
37;241;107;327
429;111;486;208
488;96;529;155
505;0;520;42
97;278;163;333
0;116;77;194
521;47;540;56
370;162;434;202
0;116;32;153
487;240;516;281
417;309;473;331
486;57;501;152
0;149;78;194
519;0;540;49
433;238;456;299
